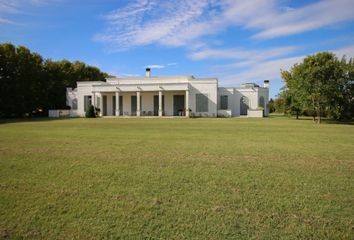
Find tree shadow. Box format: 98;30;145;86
322;119;354;125
0;117;76;125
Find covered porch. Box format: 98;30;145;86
91;83;190;117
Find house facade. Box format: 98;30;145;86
65;68;269;118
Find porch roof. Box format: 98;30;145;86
92;82;189;93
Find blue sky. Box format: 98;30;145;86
1;0;354;98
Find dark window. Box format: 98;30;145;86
154;95;165;116
131;96;142;115
112;96;116;116
173;95;185;116
102;95;107;116
72;98;77;110
84;95;92;112
220;95;228;110
240;96;249;115
259;96;265;108
196;94;208;112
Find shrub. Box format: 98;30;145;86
85;105;96;118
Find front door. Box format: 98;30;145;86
173;95;185;116
153;95;165;116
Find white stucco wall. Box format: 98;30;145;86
65;76;269;118
189;79;218;117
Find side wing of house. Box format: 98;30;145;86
189;78;218;117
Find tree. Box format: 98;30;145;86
0;42;108;118
281;52;353;123
268;98;275;113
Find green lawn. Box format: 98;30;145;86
0;117;353;239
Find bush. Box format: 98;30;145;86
85;105;96;118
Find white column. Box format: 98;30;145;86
136;91;141;117
99;93;103;117
93;92;96;107
185;89;190;117
158;90;163;117
115;92;120;116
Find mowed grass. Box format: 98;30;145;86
0;117;353;239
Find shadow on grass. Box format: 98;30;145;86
322;119;354;125
268;114;354;125
0;117;77;125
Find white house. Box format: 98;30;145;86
64;68;269;118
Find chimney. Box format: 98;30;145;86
263;80;269;88
146;68;151;77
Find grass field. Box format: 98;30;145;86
0;116;353;239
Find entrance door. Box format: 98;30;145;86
173;95;185;116
102;95;107;116
153;95;165;116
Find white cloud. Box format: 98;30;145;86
95;0;215;50
219;56;304;86
189;46;298;61
0;0;54;24
216;44;354;86
252;0;354;39
334;44;354;59
145;62;178;69
146;64;165;69
96;0;354;50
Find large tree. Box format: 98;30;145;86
0;43;108;117
281;52;353;123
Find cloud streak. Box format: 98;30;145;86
216;44;354;87
146;62;178;69
189;46;298;61
96;0;354;50
0;0;54;25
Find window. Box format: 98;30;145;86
240;96;249;115
220;95;228;110
259;96;265;108
196;93;208;112
97;97;100;109
72;98;77;110
84;95;92;112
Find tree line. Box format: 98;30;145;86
268;52;354;123
0;43;109;118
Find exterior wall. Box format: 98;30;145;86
66;88;78;108
217;86;269;117
189;79;218;117
247;109;263;117
257;87;269;116
217;88;235;116
75;81;104;117
65;76;269;118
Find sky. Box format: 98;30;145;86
1;0;354;98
